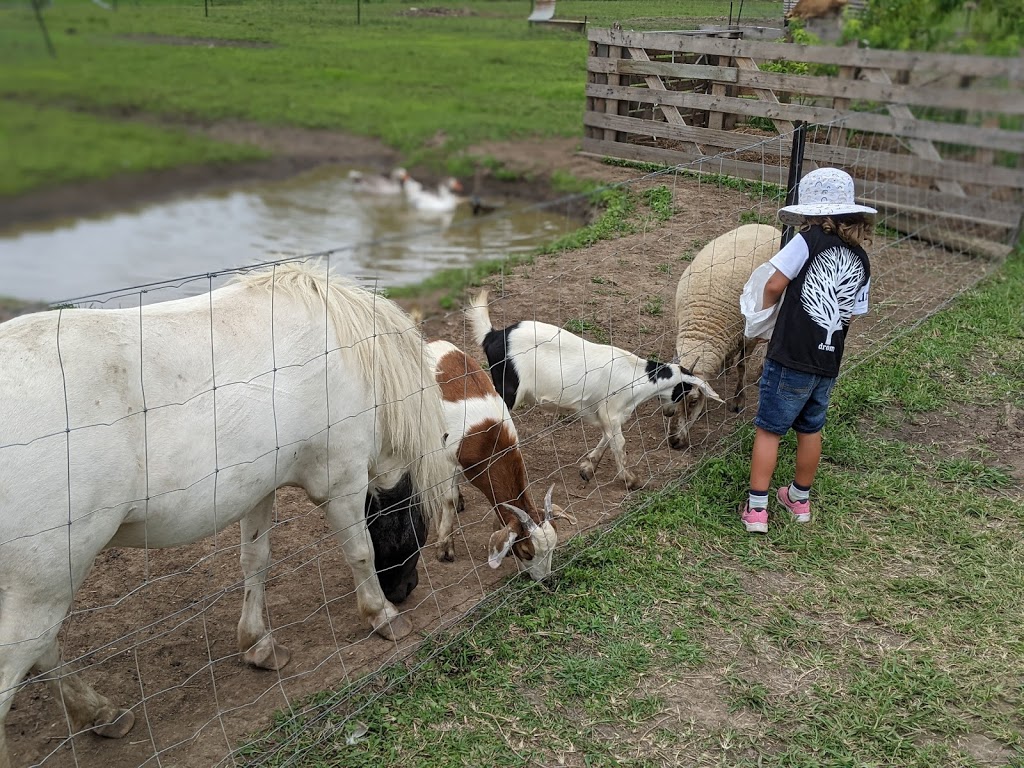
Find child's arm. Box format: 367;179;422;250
762;233;807;311
762;270;790;310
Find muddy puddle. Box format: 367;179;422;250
0;165;576;306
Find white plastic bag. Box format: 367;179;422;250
740;262;783;341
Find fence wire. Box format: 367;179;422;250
0;113;1014;768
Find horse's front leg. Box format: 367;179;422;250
237;492;291;671
325;491;411;642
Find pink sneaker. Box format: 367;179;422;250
777;487;811;523
740;503;768;534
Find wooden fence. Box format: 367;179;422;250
584;29;1024;257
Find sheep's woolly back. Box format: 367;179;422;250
236;262;449;527
674;224;781;377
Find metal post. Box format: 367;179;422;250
780;121;807;248
30;0;56;58
205;0;209;16
357;0;361;25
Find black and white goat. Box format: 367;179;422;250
469;290;722;490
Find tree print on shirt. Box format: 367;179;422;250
800;246;865;349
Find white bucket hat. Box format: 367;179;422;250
778;167;877;227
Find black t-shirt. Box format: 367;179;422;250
767;226;871;378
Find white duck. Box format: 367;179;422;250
348;167;408;196
404;176;465;213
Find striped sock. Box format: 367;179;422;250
788;482;810;502
748;489;769;511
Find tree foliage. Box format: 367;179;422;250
842;0;1022;54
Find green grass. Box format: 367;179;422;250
641;295;664;316
680;236;711;261
641;184;674;221
739;209;775;226
0;100;265;196
240;249;1024;766
563;317;610;344
0;0;777;196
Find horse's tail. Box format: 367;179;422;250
237;262;450;530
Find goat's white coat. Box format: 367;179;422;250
0;263;448;767
469;292;721;489
430;340;521;448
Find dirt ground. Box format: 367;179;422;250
2;134;1009;768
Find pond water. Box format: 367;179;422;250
0;165;576;306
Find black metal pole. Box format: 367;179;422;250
781;121;807;248
204;0;208;16
30;0;56;58
357;0;361;25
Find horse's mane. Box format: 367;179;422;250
235;261;448;524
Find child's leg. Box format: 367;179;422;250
750;427;782;496
779;375;835;523
744;359;793;533
794;430;822;488
776;430;819;523
744;427;782;532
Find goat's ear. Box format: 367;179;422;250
547;503;577;526
542;485;578;526
487;526;517;569
680;373;724;403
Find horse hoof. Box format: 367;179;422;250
243;638;292;671
437;546;455;563
579;464;594;482
668;436;688;451
372;610;412;642
622;473;641;491
94;708;135;739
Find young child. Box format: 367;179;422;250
741;167;876;534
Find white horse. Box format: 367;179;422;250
0;262;449;768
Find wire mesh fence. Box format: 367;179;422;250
0;116;1014;768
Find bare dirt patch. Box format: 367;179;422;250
869;404;1024;486
3;138;1001;768
119;34;276;48
397;7;476;17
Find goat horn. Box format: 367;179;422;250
500;502;538;533
543;484;555;521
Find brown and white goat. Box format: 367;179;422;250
427;340;575;580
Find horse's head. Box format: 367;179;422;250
365;472;426;605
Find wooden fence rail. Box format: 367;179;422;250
584;28;1024;258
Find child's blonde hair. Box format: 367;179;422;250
800;214;874;249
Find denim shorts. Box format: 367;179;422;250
754;358;836;436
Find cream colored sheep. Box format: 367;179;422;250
669;223;782;449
